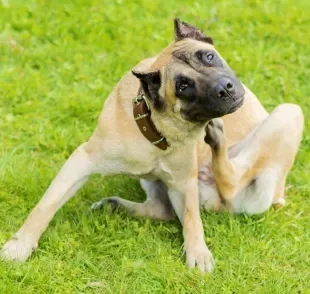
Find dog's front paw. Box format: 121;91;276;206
90;196;120;211
204;118;225;150
186;243;215;273
1;237;37;262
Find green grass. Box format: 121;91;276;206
0;0;309;293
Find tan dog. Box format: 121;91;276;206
1;19;304;273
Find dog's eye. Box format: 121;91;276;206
196;50;218;66
178;83;188;91
175;76;195;95
206;53;214;62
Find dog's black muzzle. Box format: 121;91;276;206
181;69;245;123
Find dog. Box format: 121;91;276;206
1;19;304;273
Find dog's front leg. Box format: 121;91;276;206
168;178;214;273
1;143;96;262
166;148;214;273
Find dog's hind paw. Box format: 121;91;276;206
1;237;37;262
204;118;225;150
272;198;286;209
90;197;119;211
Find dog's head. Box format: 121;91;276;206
133;19;245;124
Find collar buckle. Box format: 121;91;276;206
132;93;150;111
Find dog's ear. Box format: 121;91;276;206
174;18;213;44
132;70;165;111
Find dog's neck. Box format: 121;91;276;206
150;102;207;149
132;91;204;151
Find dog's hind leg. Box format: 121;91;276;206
1;143;97;262
204;103;304;211
91;179;175;220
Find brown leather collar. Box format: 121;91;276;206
133;93;169;150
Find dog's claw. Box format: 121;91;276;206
90;197;119;211
186;243;215;273
90;201;103;210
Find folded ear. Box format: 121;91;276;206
174;18;213;44
132;70;165;111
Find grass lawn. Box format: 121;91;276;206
0;0;309;293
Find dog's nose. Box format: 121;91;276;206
215;78;235;99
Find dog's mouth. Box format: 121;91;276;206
227;96;244;114
180;110;207;124
181;96;244;123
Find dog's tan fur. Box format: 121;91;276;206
1;20;303;273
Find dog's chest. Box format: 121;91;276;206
146;161;174;184
121;158;173;183
126;162;173;183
